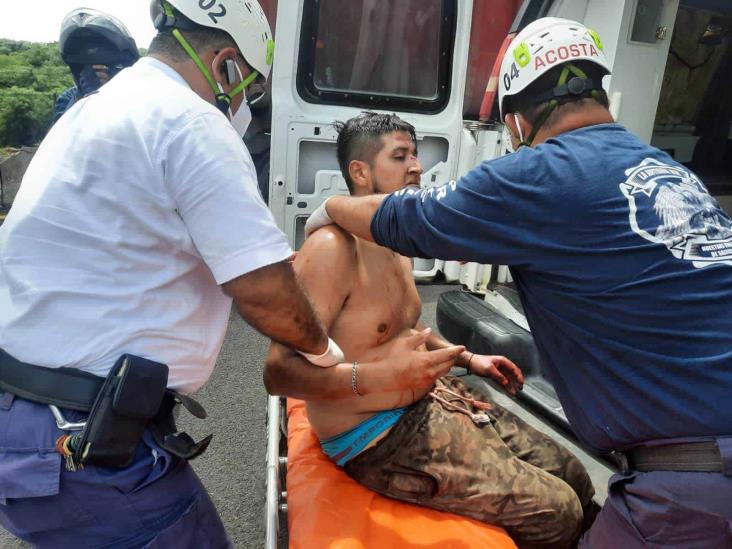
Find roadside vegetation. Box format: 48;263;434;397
0;39;72;148
0;38;146;149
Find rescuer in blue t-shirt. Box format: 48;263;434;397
305;17;732;549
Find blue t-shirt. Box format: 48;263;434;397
372;123;732;453
53;86;79;123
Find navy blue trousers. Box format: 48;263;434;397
0;392;233;548
580;440;732;548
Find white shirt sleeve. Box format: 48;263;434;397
160;112;292;284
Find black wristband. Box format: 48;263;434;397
466;353;475;375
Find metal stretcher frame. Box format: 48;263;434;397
265;395;287;549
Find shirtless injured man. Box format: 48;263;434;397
265;112;596;548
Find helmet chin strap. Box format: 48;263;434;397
162;2;258;115
516;63;593;148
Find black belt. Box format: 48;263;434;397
0;348;206;418
0;349;210;463
0;349;103;411
613;440;725;475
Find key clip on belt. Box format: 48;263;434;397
49;405;86;431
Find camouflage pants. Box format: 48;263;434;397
344;376;595;549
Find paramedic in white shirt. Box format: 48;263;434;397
0;1;463;546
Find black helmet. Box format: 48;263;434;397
59;8;139;68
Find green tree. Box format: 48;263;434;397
0;38;32;56
33;64;73;94
0;87;54;146
0;39;73;146
0;65;35;89
0;38;145;147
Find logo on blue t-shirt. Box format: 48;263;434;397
620;158;732;267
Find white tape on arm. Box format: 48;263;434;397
297;337;345;368
304;198;334;237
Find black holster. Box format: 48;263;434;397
0;349;213;469
74;354;169;468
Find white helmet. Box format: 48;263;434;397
150;0;274;80
498;17;610;118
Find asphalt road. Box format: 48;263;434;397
0;285;448;549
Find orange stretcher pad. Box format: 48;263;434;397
286;399;518;549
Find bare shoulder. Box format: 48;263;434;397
293;225;357;285
296;226;356;266
398;254;413;274
294;225;357;325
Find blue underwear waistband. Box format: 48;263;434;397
320;407;407;466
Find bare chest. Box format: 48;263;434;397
330;245;421;359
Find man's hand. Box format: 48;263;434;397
264;328;464;401
92;64;110;85
305;197;334;237
359;329;465;394
305;194;386;242
468;354;524;396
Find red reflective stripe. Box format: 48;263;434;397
331;447;352;464
479;32;516;121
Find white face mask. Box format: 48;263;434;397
503;124;515;154
213;59;253;138
230;101;252;138
514;114;525;145
504;114;527;153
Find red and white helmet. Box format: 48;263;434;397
150;0;274;81
498;17;611;117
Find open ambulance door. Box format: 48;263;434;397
450;0;681;296
650;0;732;213
268;0;473;265
263;6;624;543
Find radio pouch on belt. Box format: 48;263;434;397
74;354;168;468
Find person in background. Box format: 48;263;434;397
54;8;140;122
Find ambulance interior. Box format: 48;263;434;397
262;0;732;547
651;0;732;213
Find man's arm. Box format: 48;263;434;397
415;320;524;395
223;259;328;355
319;155;541;266
262;226;356;397
163;110;328;354
265;328;464;400
263;226;465;399
415;319;471;368
53;86;79;123
305;194;386;242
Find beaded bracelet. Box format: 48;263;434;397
351;362;362;396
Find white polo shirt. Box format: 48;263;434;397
0;57;292;394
